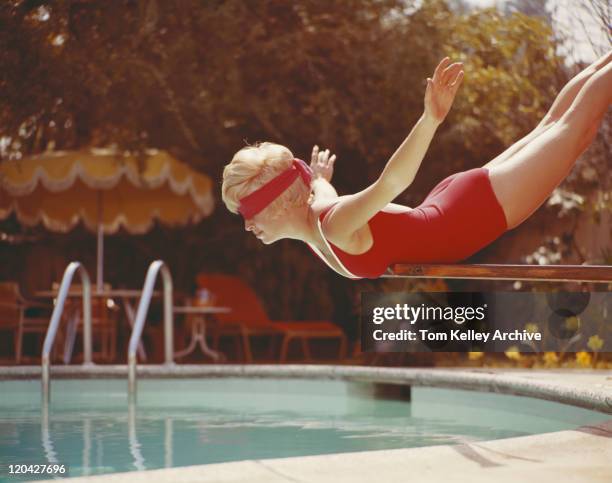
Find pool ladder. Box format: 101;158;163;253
41;260;175;402
42;262;93;403
128;260;175;397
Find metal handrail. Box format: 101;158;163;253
42;261;93;403
128;260;175;396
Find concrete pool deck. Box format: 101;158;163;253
3;365;610;482
33;419;612;483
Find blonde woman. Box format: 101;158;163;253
222;54;611;279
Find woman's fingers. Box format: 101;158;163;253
432;57;451;84
311;145;329;164
317;148;332;164
312;147;335;167
442;63;462;86
450;70;464;90
311;145;319;164
448;71;465;96
442;63;460;85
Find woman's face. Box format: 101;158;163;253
243;209;286;244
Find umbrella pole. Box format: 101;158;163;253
97;191;103;294
97;223;103;294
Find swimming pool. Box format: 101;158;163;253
0;376;609;481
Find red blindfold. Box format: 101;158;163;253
238;158;313;219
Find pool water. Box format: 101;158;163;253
0;378;608;481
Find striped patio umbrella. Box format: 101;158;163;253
0;148;214;291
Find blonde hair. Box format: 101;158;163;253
222;142;311;217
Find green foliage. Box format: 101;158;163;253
1;1;562;176
444;8;562;148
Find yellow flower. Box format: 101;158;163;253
575;351;593;367
505;346;522;360
524;323;539;334
587;335;603;351
564;316;581;331
468;351;484;360
543;352;559;365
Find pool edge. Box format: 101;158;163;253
2;365;612;414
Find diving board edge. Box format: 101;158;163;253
385;264;612;283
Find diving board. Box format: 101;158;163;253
385;264;612;283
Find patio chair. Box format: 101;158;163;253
196;273;347;362
0;282;56;364
52;283;119;363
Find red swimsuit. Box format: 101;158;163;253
307;167;508;279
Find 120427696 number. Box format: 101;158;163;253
7;463;68;475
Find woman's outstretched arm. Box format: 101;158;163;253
323;58;464;244
380;112;441;192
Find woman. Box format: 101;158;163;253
222;54;612;279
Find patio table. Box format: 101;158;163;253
173;306;231;362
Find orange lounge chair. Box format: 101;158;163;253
196;273;347;362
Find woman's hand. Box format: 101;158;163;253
310;145;336;182
424;57;464;124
